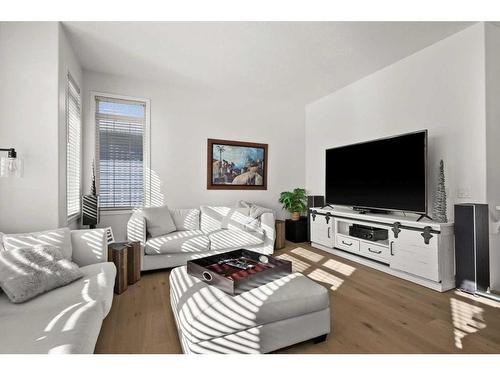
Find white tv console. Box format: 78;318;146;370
309;207;455;292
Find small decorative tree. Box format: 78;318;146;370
432;159;448;223
90;160;97;196
82;160;99;229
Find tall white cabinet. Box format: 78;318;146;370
309;207;455;292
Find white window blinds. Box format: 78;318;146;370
96;96;147;209
66;74;81;219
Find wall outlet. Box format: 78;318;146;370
457;186;472;199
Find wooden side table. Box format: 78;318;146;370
275;220;285;250
126;241;141;285
108;241;141;294
108;243;128;294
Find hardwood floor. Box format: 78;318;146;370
94;241;500;354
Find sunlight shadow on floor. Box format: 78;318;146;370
322;258;356;276
450;297;486;349
308;268;344;291
280;248;352;291
291;247;324;263
276;253;311;273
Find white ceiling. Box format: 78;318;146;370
64;22;473;104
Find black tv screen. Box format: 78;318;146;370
325;130;427;214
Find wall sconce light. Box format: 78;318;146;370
0;148;23;177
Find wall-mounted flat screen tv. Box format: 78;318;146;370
325;130;427;214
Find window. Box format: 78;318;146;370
66;74;81;219
95;94;149;209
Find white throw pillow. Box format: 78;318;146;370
70;228;108;267
2;227;73;260
170;208;200;231
142;205;177;237
237;200;274;218
200;206;231;232
0;245;83;303
220;207;260;231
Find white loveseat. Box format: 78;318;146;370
127;204;276;271
0;228;115;354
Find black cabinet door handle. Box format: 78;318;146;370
327;227;331;238
368;248;382;254
341;240;353;246
390;241;394;256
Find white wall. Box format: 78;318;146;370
58;24;82;229
0;22;60;233
0;22;83;233
305;23;487;219
305;22;500;291
82;71;305;241
485;23;500;291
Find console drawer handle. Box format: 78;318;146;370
341;240;353;246
368;247;382;254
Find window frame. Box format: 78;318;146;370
91;91;151;214
66;72;82;222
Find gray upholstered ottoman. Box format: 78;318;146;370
169;265;330;354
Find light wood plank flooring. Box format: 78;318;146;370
94;241;500;354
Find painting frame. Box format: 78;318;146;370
207;138;268;190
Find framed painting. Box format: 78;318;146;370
207;139;268;190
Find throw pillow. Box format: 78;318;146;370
237;200;274;218
0;245;83;303
170;208;200;231
2;227;73;260
220;207;256;231
200;206;228;233
142;205;177;237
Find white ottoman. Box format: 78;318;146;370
170;265;331;354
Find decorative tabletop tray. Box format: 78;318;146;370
186;249;292;295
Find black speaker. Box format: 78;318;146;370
454;203;490;293
306;195;325;241
307;195;325;209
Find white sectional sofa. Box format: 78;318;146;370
127;203;276;271
0;228;115;354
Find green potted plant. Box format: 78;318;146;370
279;188;307;221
